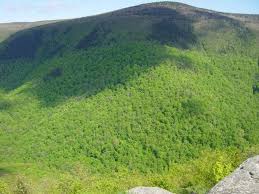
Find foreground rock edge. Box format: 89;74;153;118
127;156;259;194
208;155;259;194
128;186;173;194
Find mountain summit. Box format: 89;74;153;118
0;1;258;60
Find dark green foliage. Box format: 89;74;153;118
0;59;36;90
43;68;63;81
76;22;112;49
253;85;259;94
150;17;196;48
253;72;259;94
182;99;205;116
0;29;43;59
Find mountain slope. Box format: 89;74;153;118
0;20;59;43
0;2;258;193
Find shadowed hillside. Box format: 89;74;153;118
0;20;59;43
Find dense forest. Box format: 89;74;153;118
0;2;258;193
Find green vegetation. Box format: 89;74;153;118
1;148;258;193
0;2;258;193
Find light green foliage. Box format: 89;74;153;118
1;147;258;194
213;156;232;183
0;180;9;194
56;177;84;194
0;41;258;193
0;2;259;194
0;43;258;173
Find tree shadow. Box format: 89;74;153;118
1;41;197;108
25;42;174;107
77;7;197;50
0;168;12;177
150;16;197;49
0;6;199;107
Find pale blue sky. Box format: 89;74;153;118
0;0;259;23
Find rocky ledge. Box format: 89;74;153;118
208;155;259;194
127;156;259;194
128;186;173;194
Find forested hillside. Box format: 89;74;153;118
0;2;258;193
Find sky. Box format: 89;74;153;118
0;0;259;23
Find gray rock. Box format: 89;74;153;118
208;155;259;194
128;187;173;194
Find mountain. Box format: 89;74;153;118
0;20;58;43
0;2;258;193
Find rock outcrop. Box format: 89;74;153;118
208;155;259;194
128;187;173;194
